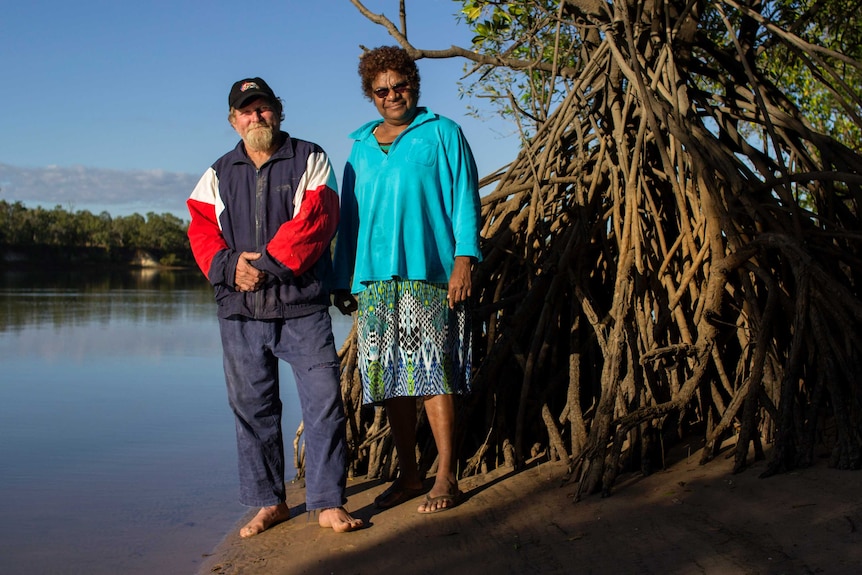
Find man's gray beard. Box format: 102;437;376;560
245;125;276;152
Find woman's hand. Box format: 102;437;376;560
447;256;473;309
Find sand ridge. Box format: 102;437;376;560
197;450;862;575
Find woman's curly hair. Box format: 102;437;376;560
358;46;421;101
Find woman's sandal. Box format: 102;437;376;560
374;482;426;509
417;490;462;514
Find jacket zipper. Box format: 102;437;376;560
254;167;265;317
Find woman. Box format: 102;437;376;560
332;46;482;514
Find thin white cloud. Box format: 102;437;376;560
0;163;197;218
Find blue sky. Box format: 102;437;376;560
0;0;520;218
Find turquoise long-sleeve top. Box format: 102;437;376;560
332;107;482;294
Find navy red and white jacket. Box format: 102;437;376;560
187;132;339;319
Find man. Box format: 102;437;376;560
187;77;362;536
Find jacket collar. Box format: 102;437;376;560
227;131;294;166
349;107;435;141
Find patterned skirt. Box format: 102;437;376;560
356;279;472;404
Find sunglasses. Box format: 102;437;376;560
373;82;410;99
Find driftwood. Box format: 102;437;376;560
297;0;862;498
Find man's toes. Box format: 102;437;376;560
319;507;363;532
331;518;362;533
240;518;266;538
240;504;290;537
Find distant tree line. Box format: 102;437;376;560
0;200;192;267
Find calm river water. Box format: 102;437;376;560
0;268;354;575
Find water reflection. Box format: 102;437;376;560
0;268;354;575
0;269;214;333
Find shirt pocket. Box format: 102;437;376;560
405;138;438;166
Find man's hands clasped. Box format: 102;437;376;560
235;252;265;292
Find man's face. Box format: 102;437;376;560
230;97;280;152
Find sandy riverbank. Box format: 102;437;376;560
196;447;861;575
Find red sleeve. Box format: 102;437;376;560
266;184;339;276
186;169;228;279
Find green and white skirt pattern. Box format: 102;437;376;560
356;279;472;404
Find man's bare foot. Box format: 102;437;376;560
239;502;291;538
318;507;364;532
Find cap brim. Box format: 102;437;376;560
231;91;272;109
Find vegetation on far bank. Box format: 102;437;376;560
0;200;192;267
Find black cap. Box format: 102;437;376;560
228;77;277;109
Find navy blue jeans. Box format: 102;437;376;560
218;310;348;510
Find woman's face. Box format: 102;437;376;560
371;69;417;126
